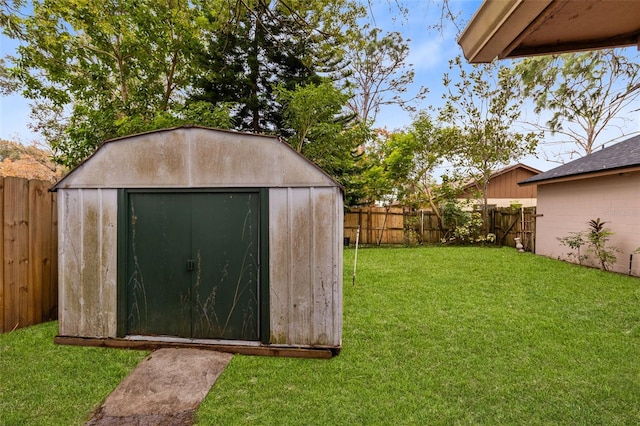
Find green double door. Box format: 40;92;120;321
125;191;260;340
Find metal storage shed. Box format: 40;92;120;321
52;126;343;358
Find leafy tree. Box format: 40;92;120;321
372;129;420;205
512;49;640;160
276;79;370;207
343;25;427;123
438;56;538;222
0;0;23;36
5;0;231;167
357;113;444;209
275;80;349;152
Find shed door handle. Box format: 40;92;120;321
187;259;195;271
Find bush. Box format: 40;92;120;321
557;218;619;271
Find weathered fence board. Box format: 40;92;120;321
345;206;536;249
490;207;537;251
344;207;405;245
0;177;58;333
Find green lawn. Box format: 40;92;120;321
1;247;640;425
196;247;640;425
0;322;147;425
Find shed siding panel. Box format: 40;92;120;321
269;187;342;347
99;190;118;337
311;188;339;346
332;192;344;344
536;171;640;275
59;190;82;336
288;188;313;344
267;188;290;344
59;189;118;337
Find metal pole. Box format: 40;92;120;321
352;225;360;286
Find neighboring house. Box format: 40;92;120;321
460;163;541;208
459;0;640;274
519;136;640;275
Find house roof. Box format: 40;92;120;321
463;163;542;190
458;0;640;63
519;135;640;186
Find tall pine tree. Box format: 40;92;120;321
193;0;353;136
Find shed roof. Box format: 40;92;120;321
52;126;342;191
519;135;640;186
459;0;640;63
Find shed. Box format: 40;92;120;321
52;126;344;358
519;136;640;275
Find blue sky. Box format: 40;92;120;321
1;0;638;174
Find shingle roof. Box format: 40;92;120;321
519;135;640;185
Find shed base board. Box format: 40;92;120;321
54;335;340;359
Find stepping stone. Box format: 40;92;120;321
87;348;233;425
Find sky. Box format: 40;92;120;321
1;0;639;174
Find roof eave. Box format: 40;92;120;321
458;0;553;63
519;165;640;186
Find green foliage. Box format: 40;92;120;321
586;218;619;271
440;206;495;245
512;49;640;158
438;56;539;222
557;218;619;271
7;0;217;167
358;113;445;208
275;80;370;207
192;0;359;134
275;80;350;152
557;231;587;265
5;0;364;168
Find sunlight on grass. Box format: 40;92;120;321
196;247;640;425
0;322;148;425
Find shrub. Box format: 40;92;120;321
557;218;619;271
585;218;619;271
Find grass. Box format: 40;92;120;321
1;247;639;424
0;322;148;425
195;247;640;425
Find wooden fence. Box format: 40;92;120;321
1;177;58;333
344;206;536;250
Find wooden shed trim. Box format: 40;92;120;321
54;335;340;359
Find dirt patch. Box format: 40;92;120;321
86;348;233;426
